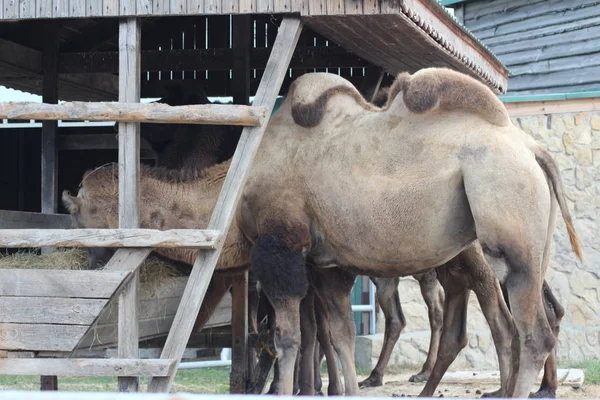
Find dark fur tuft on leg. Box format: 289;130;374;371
251;234;308;300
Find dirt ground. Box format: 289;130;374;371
330;371;600;399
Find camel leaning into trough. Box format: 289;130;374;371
236;67;582;398
63;67;581;397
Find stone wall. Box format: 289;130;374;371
356;108;600;372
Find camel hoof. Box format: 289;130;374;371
529;389;556;399
408;373;429;383
359;376;383;388
480;388;501;398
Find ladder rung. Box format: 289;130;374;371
0;229;220;249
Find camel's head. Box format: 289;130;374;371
62;166;119;269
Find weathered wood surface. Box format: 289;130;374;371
0;297;107;325
117;16;142;393
462;0;600;94
0;102;265;126
0;228;220;248
147;16;303;394
0;210;71;229
77;277;232;349
0;270;127;298
0;358;176;376
40;376;58;391
230;272;248;394
0;323;88;351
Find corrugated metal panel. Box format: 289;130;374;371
461;0;600;94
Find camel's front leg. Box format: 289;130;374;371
315;290;343;395
359;276;404;388
419;266;470;398
410;269;445;383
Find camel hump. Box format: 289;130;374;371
400;68;510;127
290;72;377;128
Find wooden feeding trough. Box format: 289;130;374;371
0;0;508;394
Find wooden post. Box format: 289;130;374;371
359;66;385;103
147;16;303;394
231;15;252;393
230;271;249;393
117;16;142;393
40;20;60;387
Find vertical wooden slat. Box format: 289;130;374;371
327;0;343;16
19;0;36;18
230;272;249;393
204;0;221;14
308;0;325;15
344;0;360;14
363;0;378;15
121;0;136;14
137;0;152;14
208;16;229;93
238;0;252;13
117;16;142;393
193;17;207;80
87;0;103;15
70;0;86;16
152;0;169;14
187;0;202;13
291;0;305;13
359;66;384;102
104;0;119;15
170;0;185;14
54;0;69;17
147;16;303;394
256;0;272;13
41;22;59;225
232;15;251;105
273;0;290;13
222;0;238;14
4;0;18;19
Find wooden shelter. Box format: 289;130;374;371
0;0;508;394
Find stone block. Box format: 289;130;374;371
574;112;586;125
591;115;600;131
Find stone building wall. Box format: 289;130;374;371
356;107;600;372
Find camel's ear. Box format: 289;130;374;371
62;191;80;214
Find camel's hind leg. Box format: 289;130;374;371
315;293;343;395
419;266;470;398
298;287;318;395
312;267;360;395
410;270;445;383
359;276;405;388
464;161;555;398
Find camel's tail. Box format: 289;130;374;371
534;146;583;262
393;68;511;127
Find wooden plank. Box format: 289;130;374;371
169;0;185;13
273;0;290;13
147;16;303;394
0;359;176;376
0;270;128;298
86;0;103;15
187;0;202;13
121;0;136;14
3;0;18;18
0;324;88;351
137;0;152;14
504;97;600;117
343;0;360;15
118;17;142;393
40;376;58;391
104;0;119;16
19;0;36;18
54;0;70;17
0;210;70;229
70;0;86;16
230;272;248;394
0;102;265;126
232;15;251;105
152;0;169;14
0;228;220;248
41;23;59;226
0;297;107;325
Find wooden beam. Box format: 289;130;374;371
359;67;385;102
40;376;58;391
41;22;59;222
232;15;252;106
0;297;108;325
0;270;128;298
57;46;368;74
0;210;71;229
230;272;249;394
147;16;303;394
0;323;89;351
0;102;265;126
0;228;220;248
118;16;142;393
0;359;176;377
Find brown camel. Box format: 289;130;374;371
236;68;582;397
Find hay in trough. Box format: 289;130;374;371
0;248;190;295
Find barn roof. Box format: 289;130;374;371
0;0;508;100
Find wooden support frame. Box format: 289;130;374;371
0;228;220;248
117;16;142;393
0;359;176;377
0;102;265;127
146;16;304;393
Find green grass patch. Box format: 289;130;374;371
0;367;231;393
566;360;600;385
